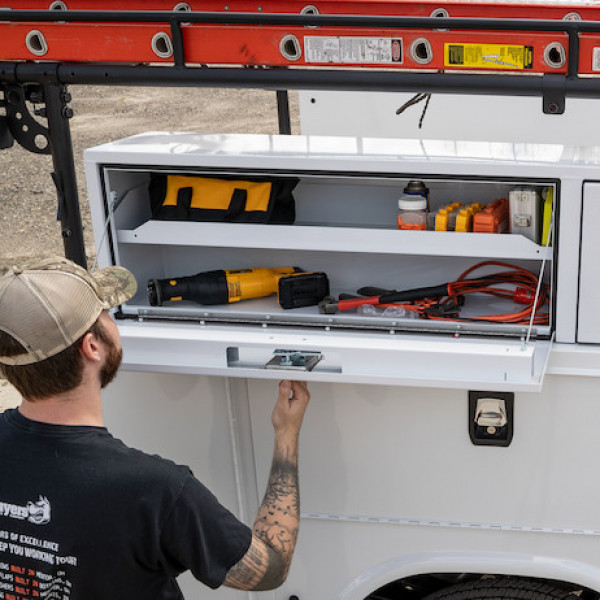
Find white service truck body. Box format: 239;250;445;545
84;125;600;600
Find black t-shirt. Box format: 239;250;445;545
0;409;252;599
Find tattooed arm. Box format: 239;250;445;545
223;380;310;591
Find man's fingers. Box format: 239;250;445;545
280;380;309;398
290;381;310;403
278;380;292;401
277;380;310;410
272;381;310;434
291;380;308;393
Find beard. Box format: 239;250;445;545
100;337;123;389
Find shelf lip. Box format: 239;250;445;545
116;321;552;391
116;220;552;260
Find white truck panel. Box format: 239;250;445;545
85;131;600;599
247;377;600;599
100;371;600;599
299;93;600;146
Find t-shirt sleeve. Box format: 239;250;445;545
158;475;252;589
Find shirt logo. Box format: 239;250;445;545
0;496;51;525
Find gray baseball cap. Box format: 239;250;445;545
0;257;137;366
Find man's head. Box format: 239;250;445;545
0;257;137;399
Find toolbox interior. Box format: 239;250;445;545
100;166;555;339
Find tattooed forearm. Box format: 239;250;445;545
224;380;310;592
261;458;299;517
255;457;300;558
223;455;301;591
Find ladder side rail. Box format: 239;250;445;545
0;11;596;78
3;10;600;33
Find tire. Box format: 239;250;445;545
423;577;575;600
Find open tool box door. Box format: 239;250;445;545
85;132;556;391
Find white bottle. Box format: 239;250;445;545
397;181;428;230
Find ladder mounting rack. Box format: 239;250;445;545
2;5;600;266
1;9;600;80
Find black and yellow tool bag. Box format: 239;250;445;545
149;174;298;224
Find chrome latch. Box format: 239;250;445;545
475;398;508;433
265;349;322;371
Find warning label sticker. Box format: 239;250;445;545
445;43;533;70
305;37;402;64
593;48;600;71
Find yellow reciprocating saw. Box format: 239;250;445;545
147;267;330;309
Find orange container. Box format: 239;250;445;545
473;198;509;233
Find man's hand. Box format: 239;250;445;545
272;380;310;445
224;380;310;591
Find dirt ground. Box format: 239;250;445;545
0;85;300;410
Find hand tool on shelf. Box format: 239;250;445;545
148;267;329;309
319;261;549;325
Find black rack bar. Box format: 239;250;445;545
169;18;186;68
276;90;291;135
5;63;600;98
43;82;87;267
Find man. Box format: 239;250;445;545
0;256;310;598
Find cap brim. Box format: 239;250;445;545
93;266;138;308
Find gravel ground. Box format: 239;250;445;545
0;84;300;409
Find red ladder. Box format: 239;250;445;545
1;3;599;75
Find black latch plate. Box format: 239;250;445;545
469;390;515;447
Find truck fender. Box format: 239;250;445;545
339;550;600;600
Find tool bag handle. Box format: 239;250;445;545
175;186;248;220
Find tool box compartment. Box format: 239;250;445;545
85;133;562;390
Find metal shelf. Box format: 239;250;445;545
117;220;552;260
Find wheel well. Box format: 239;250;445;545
364;573;600;600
